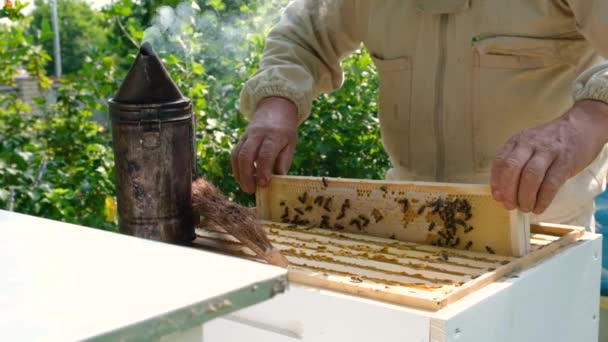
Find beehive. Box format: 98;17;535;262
195;221;582;311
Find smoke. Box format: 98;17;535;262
142;1;286;65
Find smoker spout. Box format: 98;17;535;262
113;42;185;105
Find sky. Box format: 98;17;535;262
89;0;113;9
20;0;113;14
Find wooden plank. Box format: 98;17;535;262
257;175;529;257
438;229;584;308
530;222;585;236
287;269;444;311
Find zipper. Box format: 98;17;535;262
434;14;449;181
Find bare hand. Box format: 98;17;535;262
231;97;298;193
491;100;608;214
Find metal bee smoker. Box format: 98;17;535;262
108;42;196;243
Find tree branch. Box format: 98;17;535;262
115;17;140;50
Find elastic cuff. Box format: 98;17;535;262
239;82;312;125
573;65;608;105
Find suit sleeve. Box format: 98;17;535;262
239;0;364;124
568;0;608;104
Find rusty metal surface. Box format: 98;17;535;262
108;42;195;243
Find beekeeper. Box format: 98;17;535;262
231;0;608;229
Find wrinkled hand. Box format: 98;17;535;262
231;97;298;193
491;100;608;214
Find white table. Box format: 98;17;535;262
0;210;288;341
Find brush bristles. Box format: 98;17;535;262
192;178;288;267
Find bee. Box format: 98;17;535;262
281;217;290;223
320;215;331;229
417;204;426;215
314;195;324;206
371;208;384;223
323;197;333;212
389;234;396;240
336;212;345;220
294;207;304;215
431;198;443;214
440;251;449;261
379;185;388;193
291;214;301;224
464;226;474;233
465;241;473;250
305;205;313;211
428;222;436;231
358;215;370;227
280;206;289;219
280;201;285;206
334;223;345;230
451;237;461;247
343;199;351;209
350;276;363;283
298;192;308;204
485;246;496;254
454;219;465;227
322;177;328;188
397;198;409;213
349;218;362;230
299;219;310;225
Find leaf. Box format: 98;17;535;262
104;196;117;223
0;189;9;202
191;61;205;75
209;0;226;12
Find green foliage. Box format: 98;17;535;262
0;16;115;229
294;49;389;179
29;0;108;75
0;0;29;20
1;0;388;228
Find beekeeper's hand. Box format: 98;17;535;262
232;97;298;194
491;100;608;214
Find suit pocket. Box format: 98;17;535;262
372;55;413;168
471;36;587;172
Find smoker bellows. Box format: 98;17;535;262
108;42;196;243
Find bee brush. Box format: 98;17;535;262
192;177;289;268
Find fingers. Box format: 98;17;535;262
491;142;533;210
255;138;283;187
237;135;264;194
231;135;247;186
517;152;555;212
275;144;295;175
231;134;295;193
533;160;569;214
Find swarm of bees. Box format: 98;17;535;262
422;196;476;249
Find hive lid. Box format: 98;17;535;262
111;42;185;105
